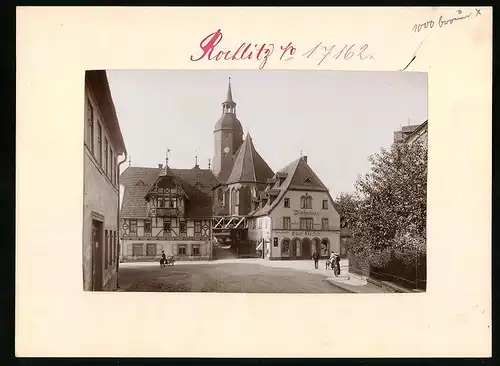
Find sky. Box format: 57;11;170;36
107;70;427;197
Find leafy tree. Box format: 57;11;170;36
336;139;427;269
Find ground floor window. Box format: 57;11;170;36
146;243;157;256
281;238;290;257
312;238;320;253
177;245;186;255
132;243;144;256
192;245;200;255
321;238;330;256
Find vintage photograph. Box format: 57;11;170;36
82;70;428;293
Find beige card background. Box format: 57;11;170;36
16;7;492;357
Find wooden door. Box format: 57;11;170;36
92;220;103;291
301;238;312;258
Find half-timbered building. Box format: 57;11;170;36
119;77;341;262
120;162;219;261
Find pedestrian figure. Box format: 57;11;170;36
333;251;341;277
160;251;166;268
312;249;320;269
329;251;336;271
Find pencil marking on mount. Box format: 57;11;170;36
412;8;481;33
400;37;427;72
401;56;416;72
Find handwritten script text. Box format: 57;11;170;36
190;29;374;69
412;8;481;33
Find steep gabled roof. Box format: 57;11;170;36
120;166;220;190
120;166;161;187
120;165;220;219
226;133;274;185
404;119;428;142
249;156;330;217
121;185;151;218
287;157;328;191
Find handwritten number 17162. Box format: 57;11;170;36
303;42;374;65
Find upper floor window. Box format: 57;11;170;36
284;198;290;208
322;200;328;209
300;195;312;209
194;221;202;234
179;220;187;233
110;148;114;182
129;219;137;235
163;220;171;234
86;98;94;153
97;123;102;165
144;220;152;233
283;217;291;230
321;218;329;230
299;217;313;230
104;138;109;175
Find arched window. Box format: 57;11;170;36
300;195;313;209
321;238;330;256
281;238;291;257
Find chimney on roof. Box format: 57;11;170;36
302;155;308;163
158;164;163;169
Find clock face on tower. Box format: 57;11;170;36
223;147;230;154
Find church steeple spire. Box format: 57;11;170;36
226;77;233;103
222;77;236;115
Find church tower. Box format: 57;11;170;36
213;77;244;182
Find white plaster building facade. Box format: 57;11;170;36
247;156;341;260
82;70;127;291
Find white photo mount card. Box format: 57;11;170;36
16;6;491;358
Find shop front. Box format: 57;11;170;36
271;230;340;260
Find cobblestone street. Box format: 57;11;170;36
117;260;349;293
